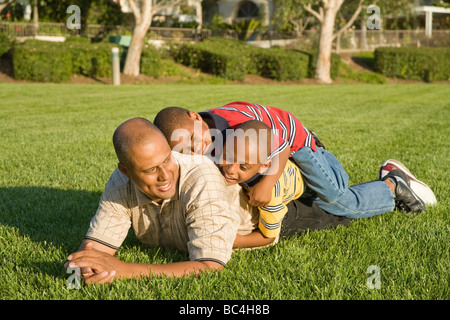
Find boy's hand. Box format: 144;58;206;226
248;180;273;207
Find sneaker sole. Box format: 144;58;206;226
380;159;437;206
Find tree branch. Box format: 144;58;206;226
304;2;323;23
332;0;364;40
128;0;142;24
0;0;14;14
153;0;183;14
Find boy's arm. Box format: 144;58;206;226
233;230;275;248
248;146;291;207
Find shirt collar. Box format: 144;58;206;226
199;111;231;136
239;173;264;189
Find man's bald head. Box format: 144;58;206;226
113;117;165;167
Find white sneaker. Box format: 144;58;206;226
379;159;437;206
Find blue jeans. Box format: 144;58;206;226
290;147;395;219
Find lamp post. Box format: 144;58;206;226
111;47;121;86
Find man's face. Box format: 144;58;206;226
120;136;179;203
169;115;212;155
219;137;265;186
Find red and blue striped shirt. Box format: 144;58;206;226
207;101;317;159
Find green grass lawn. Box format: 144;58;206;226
0;82;448;300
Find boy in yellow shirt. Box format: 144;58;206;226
219;120;304;248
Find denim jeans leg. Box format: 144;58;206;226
312;181;395;218
291;147;349;203
291;147;395;218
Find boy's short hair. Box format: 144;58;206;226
233;120;274;164
153;107;191;142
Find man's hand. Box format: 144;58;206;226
65;243;124;285
73;240;118;281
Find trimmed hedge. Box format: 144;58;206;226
68;42;114;78
12;38;161;82
252;48;309;81
374;47;450;82
12;36;344;83
173;38;248;80
13;40;72;83
13;39;115;82
173;38;340;81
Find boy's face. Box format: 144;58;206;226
168;113;212;155
219;136;269;185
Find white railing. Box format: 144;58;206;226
1;22;448;50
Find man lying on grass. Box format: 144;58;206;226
65;117;349;284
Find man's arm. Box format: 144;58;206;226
65;244;222;285
78;239;117;255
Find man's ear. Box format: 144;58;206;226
258;161;272;174
118;163;129;178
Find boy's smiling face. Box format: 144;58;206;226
219;135;270;185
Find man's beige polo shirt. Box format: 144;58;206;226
85;151;257;266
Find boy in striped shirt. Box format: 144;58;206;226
219;120;305;248
155;101;317;209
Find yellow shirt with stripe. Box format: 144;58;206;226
258;159;304;238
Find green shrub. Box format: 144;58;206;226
303;50;341;80
199;49;246;80
374;47;450;82
12;39;118;82
140;44;161;78
159;59;190;77
68;42;113;78
172;42;202;68
13;41;72;83
173;38;248;80
252;48;309;81
0;34;14;57
173;38;311;81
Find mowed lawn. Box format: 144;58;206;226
0;82;448;300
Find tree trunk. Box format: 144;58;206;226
123;0;153;77
123;24;148;77
315;4;336;84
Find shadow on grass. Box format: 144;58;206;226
351;56;376;72
0;186;356;283
0;186;187;279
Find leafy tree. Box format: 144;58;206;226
0;0;14;16
273;0;316;35
302;0;364;83
118;0;183;77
